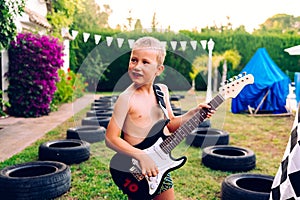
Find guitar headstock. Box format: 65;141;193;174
219;72;254;99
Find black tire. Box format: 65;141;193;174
86;110;113;117
172;107;182;112
91;106;114;111
198;120;211;128
39;139;90;165
186;128;229;148
0;161;71;200
81;117;111;128
67;126;106;143
170;95;181;101
94;96;117;103
202;145;256;172
91;102;113;107
221;173;274;200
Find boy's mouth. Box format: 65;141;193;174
132;72;143;78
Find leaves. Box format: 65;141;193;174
0;0;25;50
7;33;64;117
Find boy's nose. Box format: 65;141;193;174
133;63;142;70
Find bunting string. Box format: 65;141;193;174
69;29;212;51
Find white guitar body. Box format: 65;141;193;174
132;137;186;195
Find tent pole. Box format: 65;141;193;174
254;89;270;114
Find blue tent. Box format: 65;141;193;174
231;48;290;114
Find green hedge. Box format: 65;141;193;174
70;29;300;91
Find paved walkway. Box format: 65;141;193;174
0;93;99;162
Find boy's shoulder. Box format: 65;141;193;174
154;83;169;94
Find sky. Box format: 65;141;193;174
95;0;299;33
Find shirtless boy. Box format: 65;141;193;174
105;36;214;200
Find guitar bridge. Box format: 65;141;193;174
130;166;144;181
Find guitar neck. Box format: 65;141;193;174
160;93;225;153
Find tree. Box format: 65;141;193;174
72;0;112;31
221;50;241;84
134;19;143;31
151;12;159;32
47;0;80;39
191;49;241;92
254;14;300;34
190;55;208;92
0;0;25;50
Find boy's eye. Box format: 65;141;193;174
130;58;137;63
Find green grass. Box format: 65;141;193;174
0;92;295;200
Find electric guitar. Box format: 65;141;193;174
109;73;254;199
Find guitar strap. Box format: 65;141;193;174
153;84;170;120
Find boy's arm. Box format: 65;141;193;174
105;94;159;177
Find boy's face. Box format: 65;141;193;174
128;48;164;86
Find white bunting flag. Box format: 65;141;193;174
170;41;177;51
83;32;90;43
94;34;101;45
71;30;78;39
180;41;187;51
200;40;207;50
106;36;113;47
161;41;167;49
128;39;135;48
117;38;124;48
190;40;197;50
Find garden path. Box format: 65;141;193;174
0;93;100;162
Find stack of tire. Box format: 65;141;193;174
81;96;116;128
170;94;186;116
179;101;272;199
0;96;117;199
171;94;271;199
67;95;117;144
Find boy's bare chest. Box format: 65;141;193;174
129;102;162;121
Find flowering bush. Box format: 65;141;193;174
7;33;64;117
51;68;88;110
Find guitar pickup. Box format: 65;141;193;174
130;166;144;181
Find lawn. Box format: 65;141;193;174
0;91;295;200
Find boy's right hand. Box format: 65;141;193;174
137;152;159;177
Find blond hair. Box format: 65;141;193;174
132;36;166;65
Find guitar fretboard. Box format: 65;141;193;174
159;94;225;154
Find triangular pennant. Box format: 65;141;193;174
200;40;207;50
71;30;78;39
128;39;135;48
190;40;197;50
83;32;90;43
106;36;113;47
94;34;101;45
180;41;187;51
170;41;177;51
117;38;124;48
161;41;167;49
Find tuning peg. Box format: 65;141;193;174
229;78;233;82
242;72;247;75
238;74;243;78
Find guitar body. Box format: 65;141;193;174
109;119;187;199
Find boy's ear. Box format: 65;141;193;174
156;65;164;76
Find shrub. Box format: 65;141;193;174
51;68;88;109
7;33;64;117
0;90;10;117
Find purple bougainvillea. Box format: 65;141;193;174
7;33;64;117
